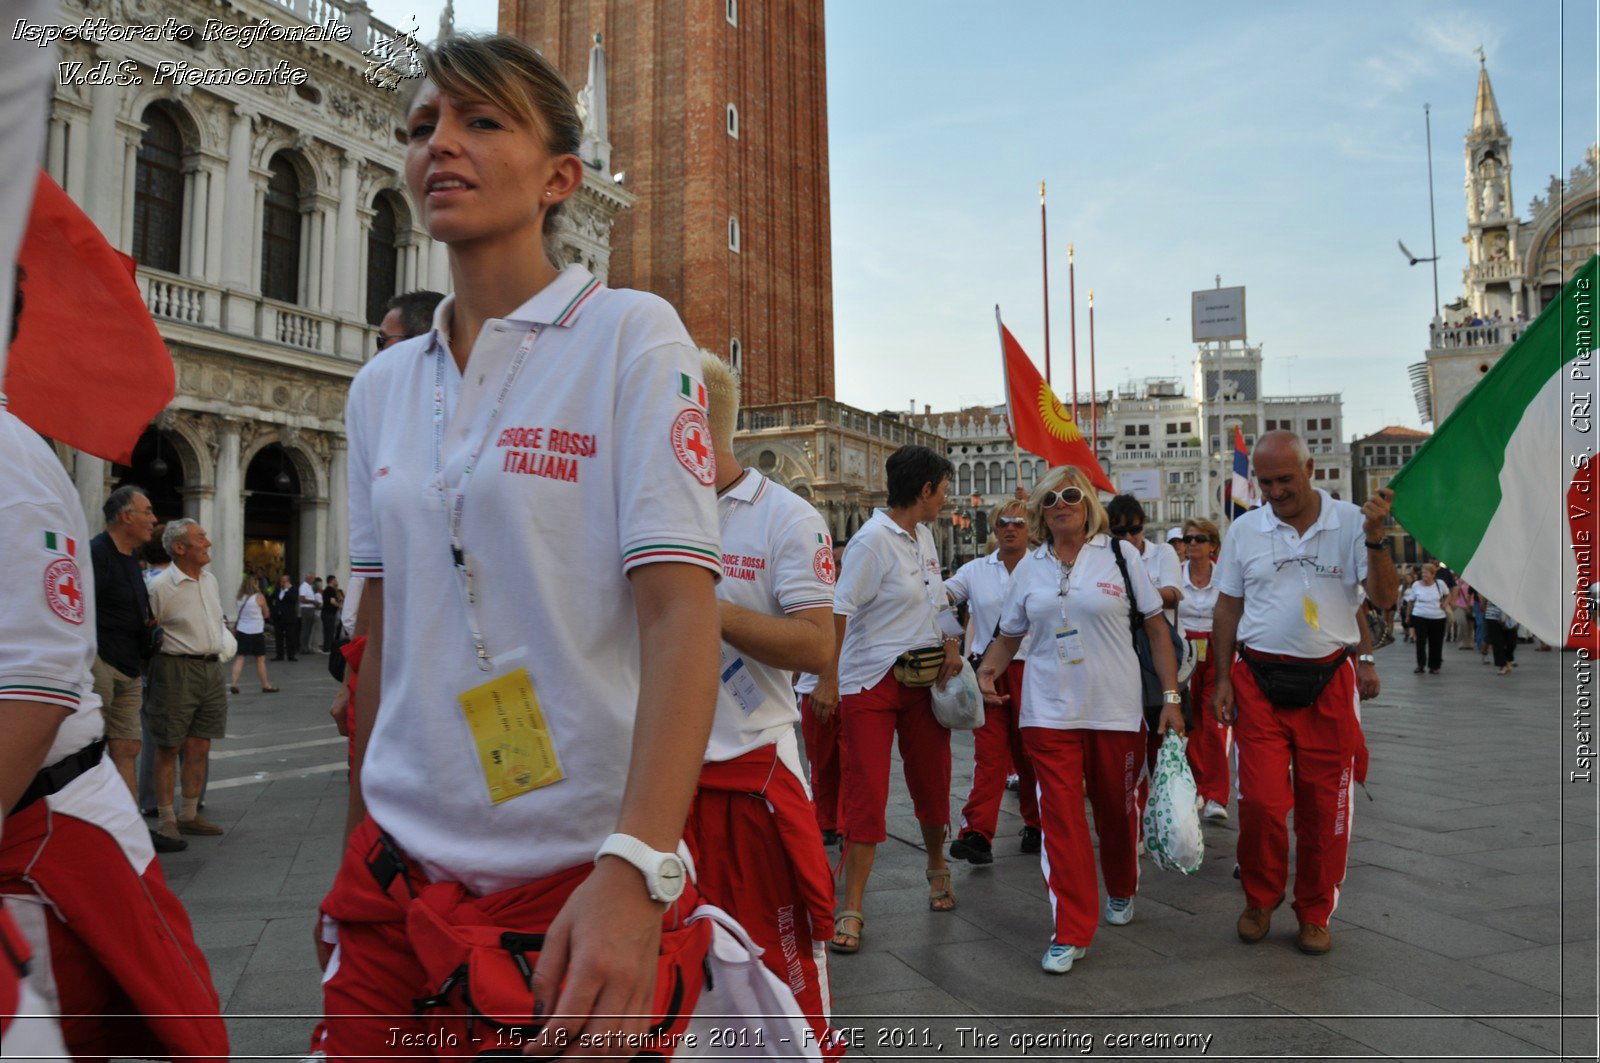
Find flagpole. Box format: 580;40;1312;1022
1068;243;1078;419
1088;288;1098;453
1040;182;1051;386
997;305;1027;495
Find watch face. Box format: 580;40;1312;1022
655;855;687;901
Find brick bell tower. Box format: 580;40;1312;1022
500;0;836;405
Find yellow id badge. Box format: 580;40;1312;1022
457;666;565;804
1303;594;1321;632
1195;638;1209;662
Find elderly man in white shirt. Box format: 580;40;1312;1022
146;519;231;841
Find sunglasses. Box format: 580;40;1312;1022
996;516;1027;528
375;332;405;352
1040;487;1085;508
1180;535;1213;545
1110;524;1144;537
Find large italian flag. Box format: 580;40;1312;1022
1391;254;1598;649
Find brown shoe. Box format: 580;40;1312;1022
177;815;224;836
1296;923;1332;954
1237;905;1275;943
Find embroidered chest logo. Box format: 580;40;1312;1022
722;553;767;581
671;409;717;486
44;557;86;624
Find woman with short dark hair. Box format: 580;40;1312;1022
815;444;962;954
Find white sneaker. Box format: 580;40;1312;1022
1041;943;1088;974
1202;800;1229;821
1103;896;1134;925
1194;794;1205;812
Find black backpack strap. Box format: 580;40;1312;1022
1108;537;1143;651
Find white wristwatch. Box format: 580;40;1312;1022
1357;654;1376;666
594;833;690;904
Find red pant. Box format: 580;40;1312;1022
959;660;1038;839
1022;726;1143;947
839;673;951;843
1185;639;1232;805
800;694;842;833
1232;653;1361;927
689;748;838;1058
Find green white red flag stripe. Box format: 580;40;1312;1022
44;530;77;556
1391;254;1598;649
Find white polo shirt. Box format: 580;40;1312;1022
346;265;722;894
945;550;1028;660
1404;580;1447;620
1176;561;1220;634
833;509;957;696
708;470;834;763
997;536;1161;732
0;406;105;765
1214;489;1368;657
148;565;228;656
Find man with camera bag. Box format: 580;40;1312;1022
1211;431;1397;956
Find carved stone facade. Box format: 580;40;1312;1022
48;0;628;587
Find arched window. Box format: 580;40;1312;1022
728;215;740;252
726;104;739;138
989;461;1002;494
957;462;971;495
261;154;302;303
366;194;399;324
726;0;738;25
1004;460;1017;494
973;463;988;495
729;337;741;371
1021;460;1036;489
132;107;184;273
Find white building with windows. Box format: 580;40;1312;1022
40;0;630;586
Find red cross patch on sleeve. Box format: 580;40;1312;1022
670;408;717;486
44;557;86;624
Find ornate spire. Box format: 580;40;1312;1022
437;0;455;41
1470;51;1505;139
577;32;611;171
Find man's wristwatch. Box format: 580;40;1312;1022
595;833;690;904
1162;690;1182;704
1357;653;1376;666
1364;539;1386;550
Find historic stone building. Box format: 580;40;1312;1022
1415;57;1600;425
503;0;835;407
43;0;629;588
1351;425;1430;563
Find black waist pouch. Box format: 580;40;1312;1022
1240;649;1348;709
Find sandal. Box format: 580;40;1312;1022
829;910;864;954
229;685;240;694
926;867;957;912
262;686;280;693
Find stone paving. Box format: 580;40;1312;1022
145;640;1595;1060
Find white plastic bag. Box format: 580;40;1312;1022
1141;732;1204;873
930;659;984;730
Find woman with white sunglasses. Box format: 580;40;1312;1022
977;466;1182;975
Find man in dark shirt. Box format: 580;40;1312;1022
89;486;157;800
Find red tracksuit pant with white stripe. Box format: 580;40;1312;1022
1022;726;1144;947
1232;652;1362;927
688;745;840;1059
1184;638;1232;806
958;660;1039;840
800;695;842;834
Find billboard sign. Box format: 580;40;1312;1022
1192;286;1247;342
1118;469;1162;501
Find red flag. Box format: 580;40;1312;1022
996;309;1114;493
7;171;174;463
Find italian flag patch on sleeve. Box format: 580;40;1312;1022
679;372;707;409
44;531;77;557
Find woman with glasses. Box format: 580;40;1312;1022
945;498;1041;865
977;467;1182;975
1177;519;1228;820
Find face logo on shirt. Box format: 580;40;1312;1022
44;557;85;625
670;408;717;486
814;547;836;585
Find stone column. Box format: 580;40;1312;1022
213;419;244;591
46;116;67;184
64;115;90;204
427;234;450;292
302;208;321;307
221;110;255;290
318;203;336;310
119;129;138;251
187;164;210;278
333;157;360;318
73;452;108;531
298;497;329;583
84;76;119;239
328;436;349;582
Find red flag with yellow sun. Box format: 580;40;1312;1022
996;309;1114;494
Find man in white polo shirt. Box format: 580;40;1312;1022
688;353;840;1055
1212;430;1397;956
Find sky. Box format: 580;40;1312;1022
366;0;1598;440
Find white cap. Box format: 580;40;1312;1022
1167;527;1184;541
